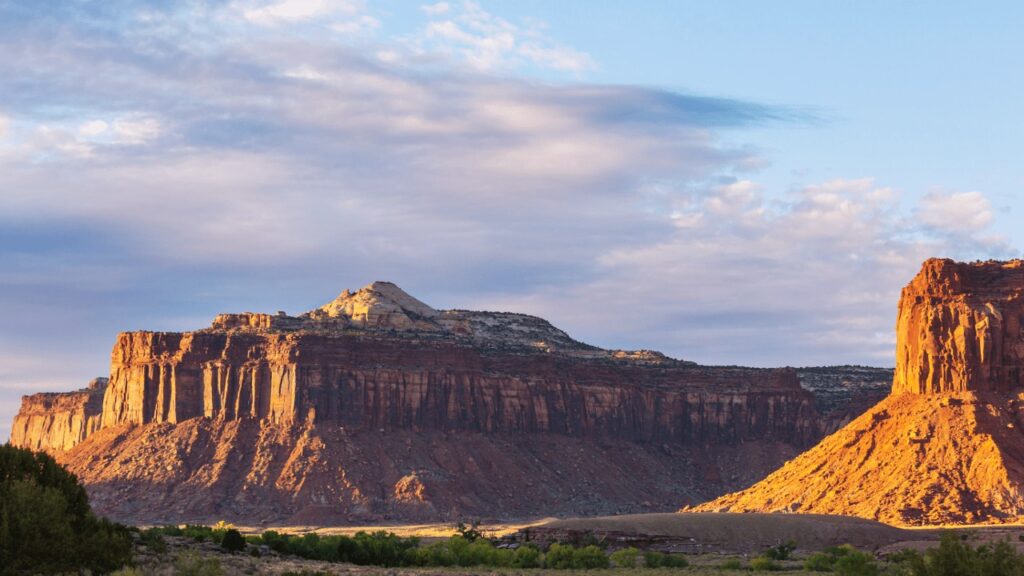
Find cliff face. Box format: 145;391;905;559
100;330;815;445
12;281;831;523
893;259;1024;394
10;378;106;453
696;259;1024;526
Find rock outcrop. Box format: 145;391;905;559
695;259;1024;526
893;259;1024;394
10;281;862;524
10;378;106;453
795;366;892;434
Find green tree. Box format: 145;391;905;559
221;528;246;553
0;444;132;575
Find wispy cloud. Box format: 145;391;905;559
417;1;594;72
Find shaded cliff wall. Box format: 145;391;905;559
893;259;1024;394
10;380;106;452
99;331;818;446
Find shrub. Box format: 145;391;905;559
886;533;1024;576
140;527;169;554
720;558;744;570
336;530;419;566
513;544;542;568
262;530;289;553
183;524;216;542
750;555;781;571
833;549;878;576
643;550;688;568
610;547;639;568
545;543;577;569
221;528;246;553
174;552;225;576
765;540;797;560
805;551;835;572
0;444;133;575
573;544;611;569
456;520;484;542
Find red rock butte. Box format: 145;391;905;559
894;258;1024;394
14;281;879;525
696;258;1024;526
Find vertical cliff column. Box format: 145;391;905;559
892;258;1024;395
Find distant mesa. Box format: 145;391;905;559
8;280;876;525
695;258;1024;526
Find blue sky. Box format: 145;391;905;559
1;0;1021;436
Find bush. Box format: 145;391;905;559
455;520;484;542
750;555;782;571
643;550;688;568
833;549;878;576
545;543;577;569
174;552;225;576
886;533;1024;576
221;528;247;553
140;527;169;554
513;544;542;568
0;444;133;575
610;547;639;568
805;551;835;571
573;545;611;569
765;540;797;560
720;558;744;570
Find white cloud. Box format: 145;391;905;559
421;2;450;15
419;1;594;72
331;14;379;34
0;114;9;138
918;190;993;234
239;0;378;36
78;119;109;137
242;0;354;24
111;115;161;144
474;180;1009;366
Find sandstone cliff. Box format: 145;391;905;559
12;281;831;523
10;378;106;453
695;258;1024;525
893;259;1024;394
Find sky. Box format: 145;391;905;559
1;0;1021;437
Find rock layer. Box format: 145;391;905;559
696;259;1024;526
11;281;842;523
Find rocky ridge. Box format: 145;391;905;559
695;259;1024;525
10;281;872;524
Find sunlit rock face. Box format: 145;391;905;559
893;259;1024;394
696;258;1024;526
10;281;838;524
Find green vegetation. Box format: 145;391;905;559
221;528;246;553
644;550;689;568
765;540;797;561
720;558;744;570
833;548;878;576
0;443;133;575
750;555;782;571
610;546;640;568
885;532;1024;576
173;551;225;576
